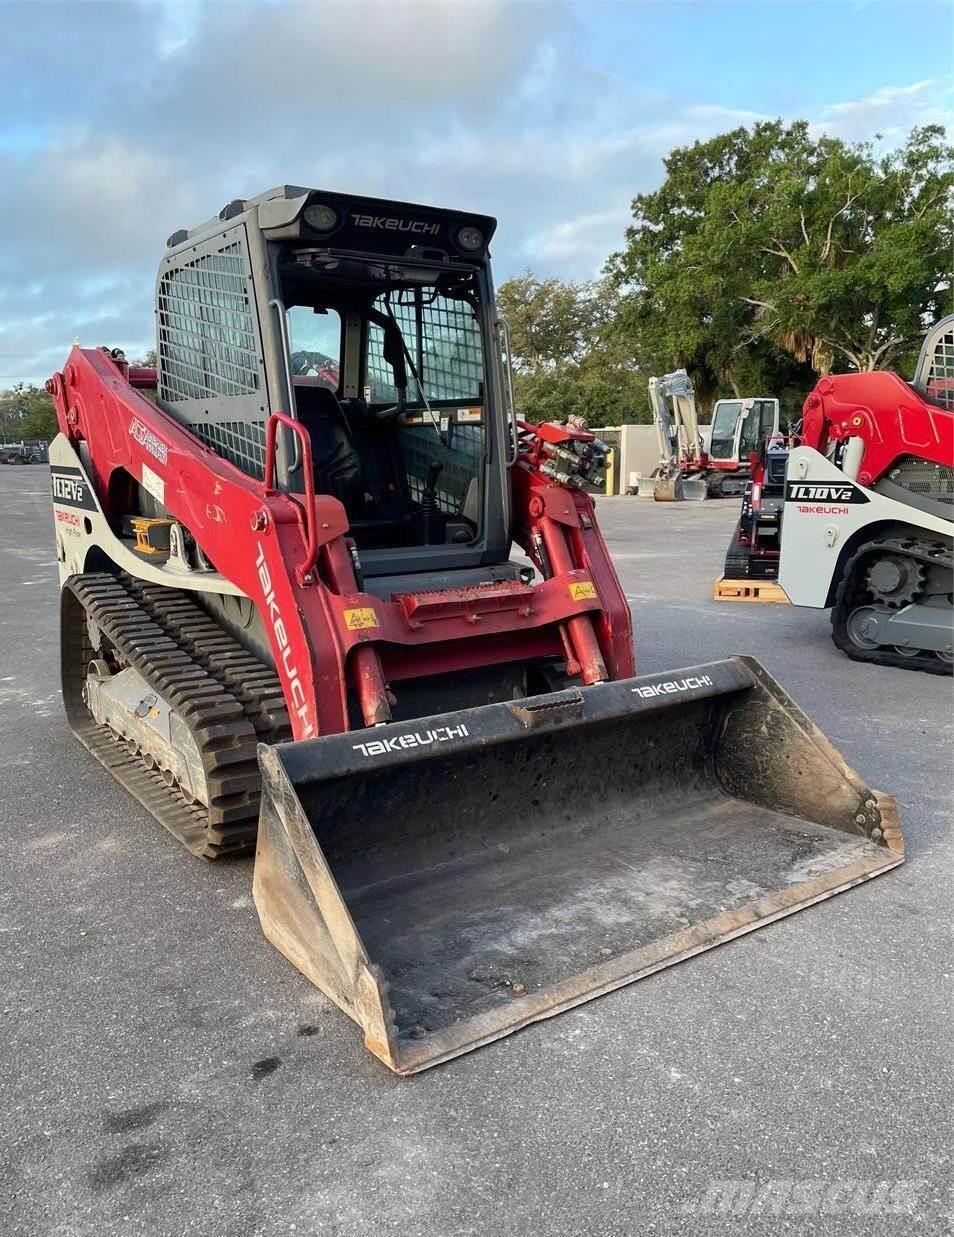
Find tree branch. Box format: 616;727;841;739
820;180;861;264
761;241;800;274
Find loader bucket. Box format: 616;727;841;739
253;657;902;1075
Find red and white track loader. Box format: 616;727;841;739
779;319;953;671
48;187;903;1073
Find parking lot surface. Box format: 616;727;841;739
2;469;951;1236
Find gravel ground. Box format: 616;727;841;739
2;469;951;1236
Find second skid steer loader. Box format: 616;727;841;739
48;187;903;1073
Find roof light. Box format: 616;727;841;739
303;203;339;232
456;226;484;252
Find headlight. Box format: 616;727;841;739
303;203;339;232
456;225;484;252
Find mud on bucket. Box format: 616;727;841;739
252;656;902;1074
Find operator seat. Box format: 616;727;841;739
294;385;364;513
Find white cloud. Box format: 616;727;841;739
0;0;948;385
526;206;632;267
812;78;954;143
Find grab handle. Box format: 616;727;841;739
264;411;318;585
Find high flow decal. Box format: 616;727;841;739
141;463;165;506
128;417;169;465
51;465;97;511
352;724;469;757
255;542;315;738
350;214;440;236
632;674;714;700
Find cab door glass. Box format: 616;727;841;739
709;400;741;460
286;305;342;390
758;399;778;442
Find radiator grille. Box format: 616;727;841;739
887;454;954;506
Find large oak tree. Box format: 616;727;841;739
606;121;952;395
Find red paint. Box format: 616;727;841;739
801;370;954;485
49;347;636;741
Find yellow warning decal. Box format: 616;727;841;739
344;607;379;630
568;581;597;601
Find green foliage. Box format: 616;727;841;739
497;272;649;426
607;122;953;390
0;383;58;441
497;272;606;369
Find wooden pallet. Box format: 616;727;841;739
713;576;791;603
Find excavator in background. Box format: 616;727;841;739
645;369;779;500
717;318;953;671
47;186;902;1073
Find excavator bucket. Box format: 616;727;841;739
653;473;708;501
253;657;902;1074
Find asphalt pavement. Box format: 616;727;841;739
2;468;951;1236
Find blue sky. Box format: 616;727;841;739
0;0;951;385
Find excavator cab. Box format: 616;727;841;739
709;397;780;466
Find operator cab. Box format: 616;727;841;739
156;186;512;581
280;255;487;555
709;398;780;464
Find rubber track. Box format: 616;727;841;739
62;573;292;857
123;577;290;743
831;537;953;675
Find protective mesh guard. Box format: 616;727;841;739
190;420;266;479
157;235;267;477
158;245;260;401
920;321;954;411
366;292;483;404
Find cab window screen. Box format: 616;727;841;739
366;290;483;404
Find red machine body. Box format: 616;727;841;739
800;370;954;486
48;347;634;741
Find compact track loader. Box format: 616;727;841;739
48;187;903;1073
718;317;954;670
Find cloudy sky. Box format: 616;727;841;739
0;0;951;385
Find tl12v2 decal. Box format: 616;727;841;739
51;466;97;511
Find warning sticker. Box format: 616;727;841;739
344;607;379;630
568;581;597;601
